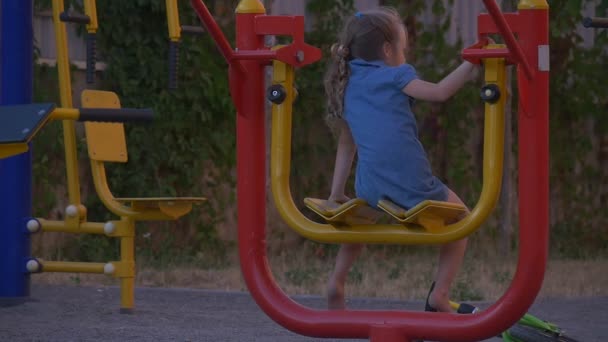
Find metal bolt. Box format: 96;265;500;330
38;110;45;116
22;128;30;135
296;50;305;63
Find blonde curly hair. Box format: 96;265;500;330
324;7;403;130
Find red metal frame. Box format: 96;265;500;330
190;1;549;341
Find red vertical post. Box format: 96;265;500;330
233;0;276;318
510;0;550;317
192;0;550;340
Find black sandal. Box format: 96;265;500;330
425;281;480;314
424;281;437;312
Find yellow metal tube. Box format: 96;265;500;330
235;0;266;14
270;57;506;245
42;261;105;274
518;0;549;9
39;219;106;234
83;0;98;33
50;108;80;121
119;218;136;312
52;0;82;207
166;0;181;42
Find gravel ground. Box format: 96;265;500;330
0;285;605;341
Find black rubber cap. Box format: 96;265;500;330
481;84;501;104
267;84;287;104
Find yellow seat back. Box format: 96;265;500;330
81;90;128;163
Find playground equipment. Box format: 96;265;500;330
296;48;504;241
276;51;505;243
190;0;549;341
58;0;98;84
165;0;206;89
583;16;608;28
0;0;204;313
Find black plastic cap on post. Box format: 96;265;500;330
267;85;287;105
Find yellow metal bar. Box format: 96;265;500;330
52;0;82;207
41;261;105;273
119;218;136;312
50;108;80;121
235;0;265;14
166;0;181;42
0;143;29;159
83;0;98;33
518;0;549;9
269;55;506;245
90;160;174;220
38;219;105;234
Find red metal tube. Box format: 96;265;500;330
232;50;277;61
482;0;534;79
190;0;234;63
462;48;515;65
511;2;550;323
233;2;548;342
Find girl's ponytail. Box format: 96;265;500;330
323;7;402;132
324;41;352;131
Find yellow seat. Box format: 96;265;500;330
115;198;204;220
82;89;206;221
304;198;380;225
377;199;467;233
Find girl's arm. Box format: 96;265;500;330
329;123;356;202
402;61;479;102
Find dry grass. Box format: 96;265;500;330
34;246;608;302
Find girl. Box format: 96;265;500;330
324;7;481;312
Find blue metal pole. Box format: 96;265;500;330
0;0;34;300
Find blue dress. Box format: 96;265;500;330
344;59;448;209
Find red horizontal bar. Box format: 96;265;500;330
232;50;277;61
463;48;510;59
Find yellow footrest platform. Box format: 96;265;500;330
116;197;206;219
377;199;467;233
303;198;380;225
304;197;467;233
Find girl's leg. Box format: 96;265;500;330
327;243;364;310
427;188;470;312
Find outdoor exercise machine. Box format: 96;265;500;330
190;0;549;341
0;0;204;313
165;0;206;89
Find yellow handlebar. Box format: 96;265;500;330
269;45;507;245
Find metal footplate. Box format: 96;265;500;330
115;197;207;220
303;198;380;225
377;199;467;233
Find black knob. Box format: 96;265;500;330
267;84;287;104
480;84;501;104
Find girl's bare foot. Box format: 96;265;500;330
428;288;453;313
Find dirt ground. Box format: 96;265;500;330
0;285;605;342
